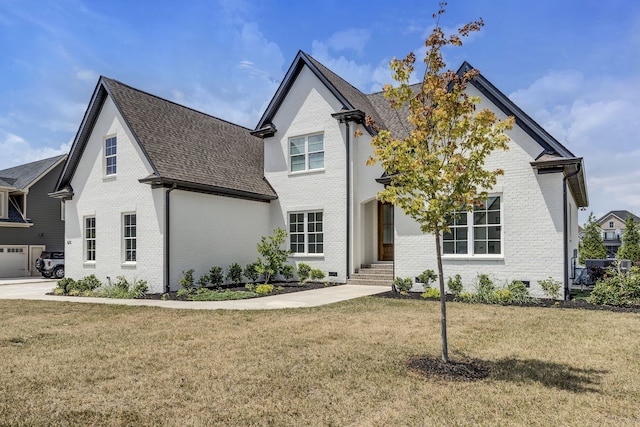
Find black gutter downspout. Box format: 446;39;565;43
164;183;177;293
563;164;581;300
345;120;351;280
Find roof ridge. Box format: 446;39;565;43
0;154;66;174
101;76;255;132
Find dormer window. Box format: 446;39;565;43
105;136;117;176
289;133;324;173
609;221;614;228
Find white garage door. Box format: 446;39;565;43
0;246;28;278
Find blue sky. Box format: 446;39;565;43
1;0;639;223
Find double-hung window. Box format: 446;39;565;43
289;133;324;172
443;196;502;256
105;136;117;176
123;213;137;262
85;216;96;261
290;211;323;254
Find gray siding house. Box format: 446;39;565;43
0;155;67;277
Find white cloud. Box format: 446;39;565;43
0;130;70;170
75;68;98;81
325;29;371;54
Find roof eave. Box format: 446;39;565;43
139;176;277;202
531;157;588;208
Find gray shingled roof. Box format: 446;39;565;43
56;78;276;200
0;155;65;191
597;210;640;224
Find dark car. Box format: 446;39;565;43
35;251;64;279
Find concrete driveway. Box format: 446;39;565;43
0;279;389;310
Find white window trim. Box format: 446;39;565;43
84;216;96;263
288;132;325;175
122;212;137;265
104;135;117;177
443;195;504;259
0;191;6;219
289;210;324;256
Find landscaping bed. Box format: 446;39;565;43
374;290;640;314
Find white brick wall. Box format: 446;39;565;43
264;66;348;281
65;97;165;292
393;84;573;298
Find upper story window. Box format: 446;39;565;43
443;196;502;256
105;136;117;176
609;221;614;229
289;133;324;173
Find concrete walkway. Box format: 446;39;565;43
0;279;389;310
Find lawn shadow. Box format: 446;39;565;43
490;357;607;393
407;355;607;393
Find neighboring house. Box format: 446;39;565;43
0;155;67;277
596;210;640;258
53;51;588;299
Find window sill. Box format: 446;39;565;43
288;168;325;177
103;175;117;182
443;255;504;261
83;262;96;268
289;253;324;259
121;262;137;269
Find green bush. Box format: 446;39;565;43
207;266;224;288
76;275;102;292
256;228;290;283
56;277;77;294
94;277;148;299
179;269;195;290
244;283;256;292
255;284;274;295
297;263;312;282
244;262;260;283
393;277;413;294
447;274;463;296
417;269;438;287
309;269;325;281
588;266;640;306
280;264;294;281
226;263;243;285
456;291;475;303
493;289;512;304
474;274;496;303
538;277;561;300
421;287;440;299
508;281;530;303
187;289;257;301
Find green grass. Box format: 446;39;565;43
0;298;639;426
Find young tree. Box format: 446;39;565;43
617;217;640;263
578;213;607;265
366;4;514;363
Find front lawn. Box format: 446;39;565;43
0;298;638;425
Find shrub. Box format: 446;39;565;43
56;277;76;294
255;284;274;295
447;274;463;296
226;263;243;285
588;266;640;306
244;283;256;292
309;269;325;281
281;264;294;281
244;262;260;283
94;277;148;299
76;275;102;292
493;289;512;304
297;263;312;282
421;287;440;299
207;266;224;288
417;269;438;287
508;281;530;303
256;228;290;283
393;277;413;294
538;277;562;300
456;291;474;303
474;274;496;303
179;269;195;290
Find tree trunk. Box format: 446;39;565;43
434;229;448;363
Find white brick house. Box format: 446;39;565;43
53;51;588;298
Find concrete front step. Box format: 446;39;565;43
346;278;392;287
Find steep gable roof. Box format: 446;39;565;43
254;51;384;136
55;77;276;201
597;210;640;225
0;155;66;192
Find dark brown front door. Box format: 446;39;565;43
378;202;394;261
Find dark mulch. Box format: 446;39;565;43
138;281;339;300
407;356;491;382
374;291;640;314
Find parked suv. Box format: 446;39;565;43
36;251;65;279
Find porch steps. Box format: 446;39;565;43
347;263;393;287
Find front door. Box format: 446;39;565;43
378;202;394;261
